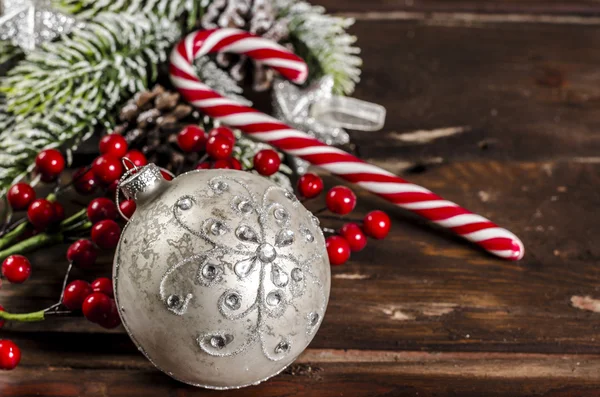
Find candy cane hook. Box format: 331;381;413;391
169;28;524;261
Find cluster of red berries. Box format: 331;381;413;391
63;278;120;329
68;133;147;197
90;134;147;194
8;179;65;231
178;125;282;176
296;173;391;266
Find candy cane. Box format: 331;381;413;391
170;28;524;261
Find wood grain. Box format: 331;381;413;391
316;0;600;15
3;9;600;397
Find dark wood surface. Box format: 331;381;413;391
2;1;600;396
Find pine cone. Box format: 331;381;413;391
201;0;290;91
113;85;203;173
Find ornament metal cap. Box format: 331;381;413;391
118;161;167;203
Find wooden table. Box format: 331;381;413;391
2;1;600;395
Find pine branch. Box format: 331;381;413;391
0;12;180;194
0;41;23;65
53;0;205;30
275;0;362;95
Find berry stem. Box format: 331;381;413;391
0;309;45;322
317;215;364;223
313;207;327;215
60;208;87;228
0;232;63;261
62;219;92;233
0;222;28;250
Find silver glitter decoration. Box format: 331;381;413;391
177;198;193;210
209;220;228;236
308;312;319;327
291;268;304;282
300;228;315;243
167;295;182;309
274;340;290;354
275;229;294;248
235;225;259;243
115;168;331;389
271;263;289;287
273;207;289;223
234;257;257;278
201;263;219;280
257;243;277;263
273;76;349;146
0;0;82;52
266;290;283;306
223;292;242;311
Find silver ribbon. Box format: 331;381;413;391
272;75;386;174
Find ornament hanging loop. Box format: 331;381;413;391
115;158;141;221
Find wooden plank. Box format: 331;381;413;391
347;19;600;167
314;0;600;15
2;349;600;396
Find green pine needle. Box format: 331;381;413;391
276;0;362;95
0;11;180;193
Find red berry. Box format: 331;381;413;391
35;149;65;178
106;180;120;197
208;127;236;145
27;199;55;229
52;201;65;223
87;197;117;224
92;155;123;185
213;159;232;169
82;292;112;323
196;162;211;170
0;305;5;328
67;239;98;269
1;255;31;284
297;173;324;199
62;280;93;310
363;210;391;239
97;299;121;329
253;149;281;176
72;167;98;196
206;135;233;160
229;158;242;170
7;183;36;211
339;223;367;252
91;220;121;250
124;150;147;168
91;277;114;298
119;199;136;219
326;186;357;215
99;134;128;158
0;340;21;370
160;169;174;181
177;125;207;152
326;236;351;266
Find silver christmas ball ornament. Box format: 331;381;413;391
113;164;331;389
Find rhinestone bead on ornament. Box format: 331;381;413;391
114;166;330;389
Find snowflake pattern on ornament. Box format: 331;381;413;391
160;175;327;361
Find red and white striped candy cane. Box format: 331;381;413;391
170;28;524;261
